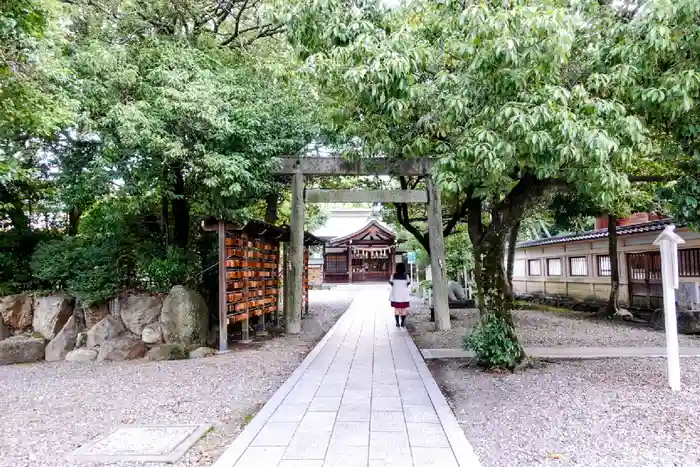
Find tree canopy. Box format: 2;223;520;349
2;0;699;368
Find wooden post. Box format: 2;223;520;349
322;244;326;286
427;176;450;330
217;220;228;353
389;246;395;281
287;170;304;334
241;233;251;343
281;242;289;327
347;245;353;283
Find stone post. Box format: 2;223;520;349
287;169;305;334
427;176;450;330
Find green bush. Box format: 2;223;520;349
464;312;524;370
420;280;432;290
31;236;130;305
139;247;197;292
0;229;58;295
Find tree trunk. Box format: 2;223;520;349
467;230;525;369
466;199;485;313
265;192;279;224
479;231;514;319
607;213;621;312
171;165;190;250
393;202;430;253
161;190;171;247
506;221;520;294
472;245;485;313
68;206;82;236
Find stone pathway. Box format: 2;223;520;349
421;346;700;359
212;286;481;467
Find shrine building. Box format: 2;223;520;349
313;208;406;284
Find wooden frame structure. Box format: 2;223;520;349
202;218;322;352
275;156;451;333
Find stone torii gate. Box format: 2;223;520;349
275;156;450;332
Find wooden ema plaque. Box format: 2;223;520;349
225;233;280;323
303;247;309;313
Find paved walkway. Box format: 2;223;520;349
421;346;700;360
212;286;481;467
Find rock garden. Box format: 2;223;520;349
0;285;213;366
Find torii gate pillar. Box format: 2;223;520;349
277;156;450;332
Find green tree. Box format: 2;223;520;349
591;0;699;226
287;0;649;368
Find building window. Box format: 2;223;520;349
514;260;526;277
325;254;347;273
547;258;562;276
569;257;588;276
679;248;700;277
598;255;612;276
528;259;541;276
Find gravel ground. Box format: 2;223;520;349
409;302;700;349
430;358;700;467
0;288;354;467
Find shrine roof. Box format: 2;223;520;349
313;208;395;241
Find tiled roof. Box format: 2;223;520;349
516;219;677;248
312;208;395;240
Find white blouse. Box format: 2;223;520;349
389;276;411;303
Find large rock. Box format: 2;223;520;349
120;295;162;335
0;336;46;365
145;343;188;361
0;316;9;341
83;303;110;330
447;280;467;302
33;295;74;340
65;348;98;362
141;322;164;344
189;347;216;359
0;293;33;330
97;336;147;361
75;332;88;349
160;286;208;347
45;316;79;362
87;315;125;348
652;308;700;334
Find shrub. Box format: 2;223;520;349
464;312;524;370
31;236;129;305
0;229;58;294
139;247;198;292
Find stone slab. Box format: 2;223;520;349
213;287;483;467
421;346;700;360
68;424;211;463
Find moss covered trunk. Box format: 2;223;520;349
467;230;525;370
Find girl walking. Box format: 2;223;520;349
389;263;411;327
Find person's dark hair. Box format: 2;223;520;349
393;262;407;280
